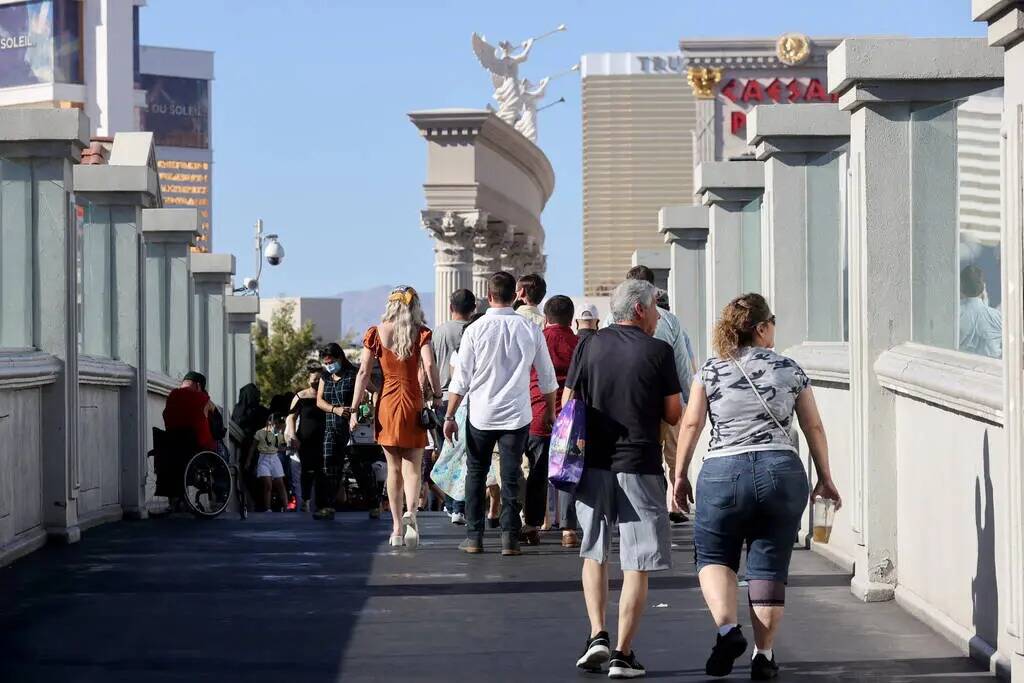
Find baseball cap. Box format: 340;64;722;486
576;303;599;321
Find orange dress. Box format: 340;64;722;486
364;326;432;448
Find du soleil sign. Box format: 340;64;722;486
0;0;54;88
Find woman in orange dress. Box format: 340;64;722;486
350;286;441;549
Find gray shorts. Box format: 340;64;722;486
575;468;672;572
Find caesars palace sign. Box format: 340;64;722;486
636;34;834;149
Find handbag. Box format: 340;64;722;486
419;406;439;430
730;357;796;447
548;398;587;493
431;403;468;500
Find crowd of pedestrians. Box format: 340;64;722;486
165;265;839;680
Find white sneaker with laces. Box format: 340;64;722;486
451;512;467;525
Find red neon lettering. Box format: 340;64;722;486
721;79;738;102
765;79;784;103
786;79;803;102
741;79;765;103
731;111;747;135
804;79;828;102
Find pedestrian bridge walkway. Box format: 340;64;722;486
0;514;993;682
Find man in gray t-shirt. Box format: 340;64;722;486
433;289;477;398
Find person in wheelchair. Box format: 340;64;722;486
250;412;289;512
155;371;221;507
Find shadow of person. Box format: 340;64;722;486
970;431;998;666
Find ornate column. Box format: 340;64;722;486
747;104;850;352
829;37;1002;604
974;5;1024;675
696;161;765;354
190;253;235;413
73;131;160;522
422;210;474;325
659;205;710;363
501;231;529;276
470;213;504;306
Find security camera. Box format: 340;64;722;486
242;276;258;292
264;237;284;266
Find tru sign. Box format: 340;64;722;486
722;77;838;135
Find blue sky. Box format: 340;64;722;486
140;0;982;300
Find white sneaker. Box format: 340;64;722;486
403;512;419;550
450;512;467;525
389;535;404;548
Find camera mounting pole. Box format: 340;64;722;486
234;218;284;294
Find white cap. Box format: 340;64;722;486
576;303;599;321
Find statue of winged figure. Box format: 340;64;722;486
471;33;535;127
515;77;549;142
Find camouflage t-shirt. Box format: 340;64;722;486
698;347;810;457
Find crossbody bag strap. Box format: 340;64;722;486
730;357;794;447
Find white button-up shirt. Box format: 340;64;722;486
449;307;558;431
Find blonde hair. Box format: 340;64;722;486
381;287;426;360
712;293;772;358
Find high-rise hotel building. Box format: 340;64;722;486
580;37;840;296
581;53;695;297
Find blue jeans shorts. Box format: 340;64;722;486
693;450;809;582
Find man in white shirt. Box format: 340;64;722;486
446;271;559;556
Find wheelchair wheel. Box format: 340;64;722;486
183;450;231;518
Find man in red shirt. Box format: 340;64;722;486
523;295;580;546
163;371;217;452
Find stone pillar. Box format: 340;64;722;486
501;231;530;276
226;296;259;412
73;131;160;521
0;109;88;543
829;37;1002;602
659;205;710;363
141;208;200;381
696;161;765;353
190;253;235;414
747;104;851;352
469;213;501;307
974;3;1024;675
422;210;474;325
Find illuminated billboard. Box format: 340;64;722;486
0;0;81;88
139;74;210;149
157;158;212;251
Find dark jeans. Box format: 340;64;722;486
559;489;579;530
524;435;551;528
445;495;465;515
465;422;530;539
694;450;809;582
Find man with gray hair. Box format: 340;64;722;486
564;278;683;678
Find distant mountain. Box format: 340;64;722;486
337;285;435;343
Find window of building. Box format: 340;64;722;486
806;150;849;342
0;158;34;349
79;201;114;358
910;90;1003;359
740;196;761;294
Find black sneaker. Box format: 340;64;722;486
608;650;645;679
575;631;611;672
668;511;688;524
750;653;779;680
705;626;748;677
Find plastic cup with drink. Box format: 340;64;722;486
812;496;837;543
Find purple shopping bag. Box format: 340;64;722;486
548;398;586;493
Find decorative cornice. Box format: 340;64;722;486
79;356;135;387
0;351;61;389
874;342;1002;425
146;371;179;397
784;341;851;385
408;109;555;205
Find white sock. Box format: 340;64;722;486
717;624;738;637
753;646;773;660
